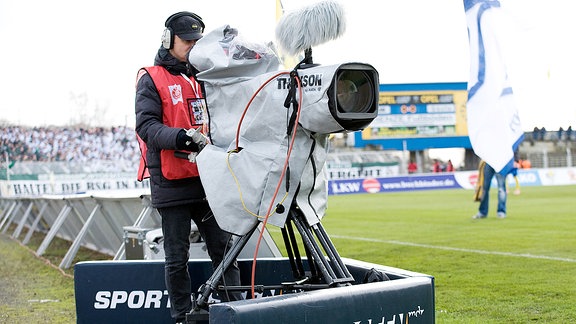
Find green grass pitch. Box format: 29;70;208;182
1;185;574;322
268;185;576;323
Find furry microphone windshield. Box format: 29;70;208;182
275;1;346;57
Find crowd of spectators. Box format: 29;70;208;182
0;125;140;167
1;125;573;175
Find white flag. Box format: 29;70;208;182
465;0;524;174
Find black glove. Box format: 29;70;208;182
176;129;199;151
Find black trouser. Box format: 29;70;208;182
159;202;242;322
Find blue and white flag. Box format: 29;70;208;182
464;0;524;175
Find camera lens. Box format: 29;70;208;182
336;70;375;114
323;63;379;131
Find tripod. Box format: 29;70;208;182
187;204;355;322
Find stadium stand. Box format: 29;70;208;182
1;125;574;175
1;125;139;174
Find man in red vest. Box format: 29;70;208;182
135;11;242;323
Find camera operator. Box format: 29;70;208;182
135;11;242;323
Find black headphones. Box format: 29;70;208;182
161;11;205;50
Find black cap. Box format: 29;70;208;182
170;15;203;41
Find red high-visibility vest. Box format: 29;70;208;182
136;66;206;181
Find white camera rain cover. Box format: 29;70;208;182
190;25;334;235
189;25;280;85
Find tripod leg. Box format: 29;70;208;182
301;234;321;281
281;221;307;279
312;222;353;280
290;208;354;286
193;225;257;311
290;212;337;282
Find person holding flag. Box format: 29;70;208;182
465;0;524;219
473;160;507;219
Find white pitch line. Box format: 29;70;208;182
330;235;576;263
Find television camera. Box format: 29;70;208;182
185;1;380;320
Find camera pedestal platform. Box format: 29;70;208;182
74;207;435;323
74;258;435;323
184;257;434;324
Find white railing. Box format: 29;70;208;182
0;190;281;269
0;190;156;268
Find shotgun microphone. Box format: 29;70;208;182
275;1;346;57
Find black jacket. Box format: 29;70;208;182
135;47;205;208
